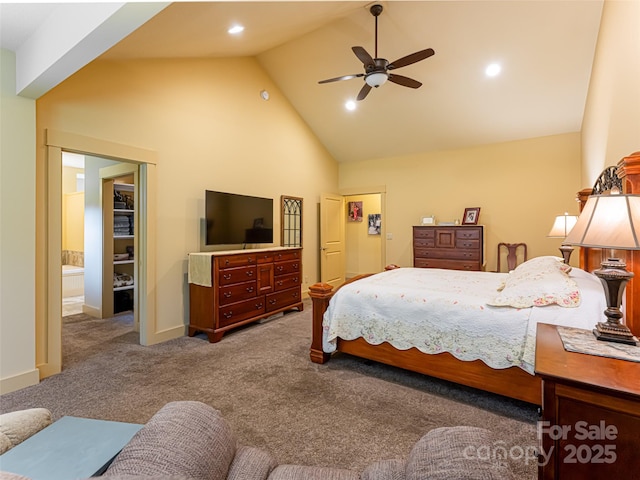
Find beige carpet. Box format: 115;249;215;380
0;300;538;478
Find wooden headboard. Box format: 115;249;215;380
576;151;640;337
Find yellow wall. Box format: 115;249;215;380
345;194;382;277
582;0;640;184
0;49;39;393
339;133;582;271
36;57;339;335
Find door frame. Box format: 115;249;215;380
340;186;387;270
38;129;157;379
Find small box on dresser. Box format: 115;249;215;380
189;247;303;343
413;225;483;271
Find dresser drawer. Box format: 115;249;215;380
456;228;481;240
413;238;435;248
218;297;265;328
415;248;480;261
218;254;257;269
273;249;301;262
255;252;274;264
414;258;481;271
456;238;480;249
218;281;257;306
266;287;301;312
274;272;301;291
218;266;257;285
413;227;435;240
274;259;301;276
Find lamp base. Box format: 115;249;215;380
593;322;639;346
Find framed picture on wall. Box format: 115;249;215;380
348;201;363;222
368;214;381;235
462;207;480;225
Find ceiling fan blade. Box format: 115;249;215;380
388;74;422;89
352;46;375;68
356;83;372;101
318;73;364;84
388;48;435;70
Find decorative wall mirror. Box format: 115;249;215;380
281;196;302;247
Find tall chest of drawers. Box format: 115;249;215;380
413;226;484;271
189;247;303;342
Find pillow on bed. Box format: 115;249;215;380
496;256;571;292
489;257;580;308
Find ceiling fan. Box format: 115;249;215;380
318;4;435;101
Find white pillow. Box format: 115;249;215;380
489;256;580;308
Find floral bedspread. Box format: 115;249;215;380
322;268;603;374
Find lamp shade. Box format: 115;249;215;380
564;193;640;249
547;212;578;238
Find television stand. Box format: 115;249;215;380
188;247;303;342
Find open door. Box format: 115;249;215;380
320;193;345;289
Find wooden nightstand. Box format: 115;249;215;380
535;323;640;480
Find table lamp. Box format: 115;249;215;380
564;190;640;345
547;212;579;264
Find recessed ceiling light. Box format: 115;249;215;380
485;63;502;77
345;100;356;111
228;25;244;35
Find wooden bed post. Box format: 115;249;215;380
308;282;333;364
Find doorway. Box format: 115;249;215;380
39;129;158;379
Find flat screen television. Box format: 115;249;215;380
205;190;273;246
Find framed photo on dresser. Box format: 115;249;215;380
462;207;480;225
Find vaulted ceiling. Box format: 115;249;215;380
1;1;604;163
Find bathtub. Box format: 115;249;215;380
62;265;84;298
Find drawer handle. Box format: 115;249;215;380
223;274;232;280
269;299;277;305
223;291;232;298
276;281;283;286
246;270;254;277
292;263;299;269
246;286;254;293
292;292;299;298
247;257;255;263
277;266;284;272
293;277;299;282
224;260;230;266
223;311;233;319
255;302;263;309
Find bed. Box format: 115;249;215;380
309;151;640;405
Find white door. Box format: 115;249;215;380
320;193;345;289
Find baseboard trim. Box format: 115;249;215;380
0;369;40;395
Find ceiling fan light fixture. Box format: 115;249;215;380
365;72;388;88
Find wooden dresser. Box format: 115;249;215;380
412;225;483;271
535;323;640;479
188;247;303;342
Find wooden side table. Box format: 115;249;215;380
535;323;640;480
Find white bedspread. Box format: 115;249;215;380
323;267;606;374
